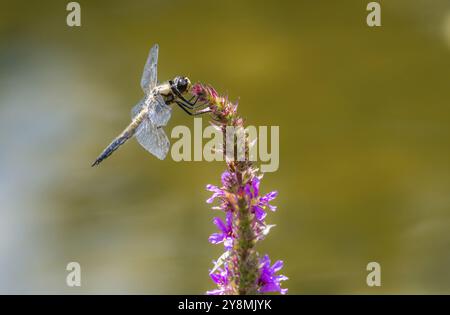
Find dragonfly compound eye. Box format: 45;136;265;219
176;77;189;93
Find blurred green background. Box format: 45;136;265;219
0;0;449;294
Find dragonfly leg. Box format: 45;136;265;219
177;98;197;109
176;101;195;116
187;95;197;103
177;96;207;110
173;89;200;107
189;95;206;108
176;101;211;116
190;96;211;109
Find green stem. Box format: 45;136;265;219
235;189;258;295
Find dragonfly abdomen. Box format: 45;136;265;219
91;109;147;166
91;134;131;166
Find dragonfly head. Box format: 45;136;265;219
173;76;191;94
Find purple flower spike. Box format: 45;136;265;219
197;83;287;295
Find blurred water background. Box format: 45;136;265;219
0;0;449;293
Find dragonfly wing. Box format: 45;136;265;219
130;97;146;119
135;118;170;160
140;44;159;94
148;94;172;126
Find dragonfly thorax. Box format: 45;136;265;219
154;76;192;105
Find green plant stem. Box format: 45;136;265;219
236;194;258;295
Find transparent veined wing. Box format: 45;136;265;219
148;94;172;126
140;44;159;94
134;117;170;160
131;97;146;119
131;94;171;122
131;94;171;130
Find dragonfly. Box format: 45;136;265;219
92;44;209;166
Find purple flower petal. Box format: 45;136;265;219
277;275;289;281
252;177;260;197
206;185;225;203
213;217;228;234
206;184;221;193
225;211;233;227
272;260;284;272
260;254;270;267
260;282;281;293
209;233;224;244
221;171;234;187
206;195;217;204
244;184;253;199
224;237;233;250
253;205;266;221
257;254;288;295
260;191;278;203
210;273;224;284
